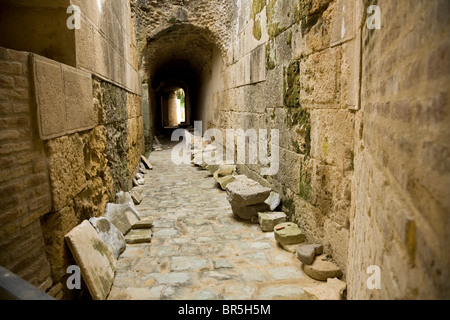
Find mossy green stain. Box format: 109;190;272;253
299;163;312;201
253;18;262;40
265;42;276;70
251;0;266;19
284;61;300;109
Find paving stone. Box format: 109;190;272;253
257;284;305;300
171;257;209;271
125;229;153;244
264;191;281;211
89;217;126;259
304;278;347;300
302;254;343;281
258;212;287;232
65;220;117;300
226;177;272;207
274;222;305;245
105;203;141;235
132;218;154;229
213;259;234;269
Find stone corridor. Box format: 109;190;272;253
108;141;321;300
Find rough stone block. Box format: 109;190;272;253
304;278;347;300
258;212;287;232
45;135;87;211
89;217;126;259
330;0;356;46
216;175;236;191
274;222;305;245
302;254;343;281
104;203;140;235
206;164;220;175
264;191;281;211
125;229;152;244
132;218;154;229
232;203;270;220
62;65;95;133
32;55;65;140
130;190;143;205
226;177;271;207
141;155;153;170
64;220;117;300
115;191;133;205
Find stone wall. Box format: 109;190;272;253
135;0;449;299
0;0;143;299
348;0;450;299
0;47;54;295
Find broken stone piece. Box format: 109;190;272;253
89;217;126;259
216;175;235;190
296;245;317;265
137;178;145;185
226;178;271;207
136;172;144;180
258;212;287;232
141;155;153;170
264;192;281;211
214;164;236;178
125;229;153;244
115;191;133;205
130;190;142;205
132;218;154;229
274;222;305;245
304;278;347;300
206;164;220;175
302;254;343;281
65;220;117;300
231;203;270;220
105;203;141;235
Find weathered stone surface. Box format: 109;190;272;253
264;192;281;211
258;212;287;232
226;178;271;207
303;254;343;281
232;203;270;220
214;164;237;178
206;164;220;175
130;190;143;205
304;278;347;300
132;218;154;229
216;175;235;190
89;217;126;259
274;222;305;245
115;191;133;205
125;229;153;244
136;172;144;180
65;220;117;300
104;203;141;235
137;178;145;185
296;245;317;265
141;155;153;170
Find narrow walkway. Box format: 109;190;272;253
108;142;320;300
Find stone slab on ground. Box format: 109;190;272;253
130;190;142;205
258;212;287;232
116;191;133;205
65;220;117;300
105;203;141;235
302;254;343;281
206;164;220;175
141;155;153;170
274;222;305;245
264;192;281;211
226;178;271;207
303;278;347;300
232;203;270;220
125;229;153;244
296;244;324;265
89;217;126;259
132;218;154;229
216;175;235;191
215;164;236;177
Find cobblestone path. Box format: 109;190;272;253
108;143;320;300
